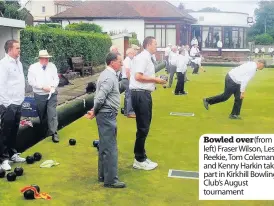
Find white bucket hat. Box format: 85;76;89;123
38;50;52;58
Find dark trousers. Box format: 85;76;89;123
96;111;118;184
0;104;21;163
206;74;243;115
34;93;58;137
175;72;185;94
131;90;152;162
218;48;222;56
192;63;199;74
168;65;177;87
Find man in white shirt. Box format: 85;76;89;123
217;40;223;56
130;36;166;170
254;48;259;57
164;43;172;73
121;48;136;118
28;50;60;143
0;40;26;171
168;46;178;87
191;37;198;46
175;49;188;95
203;60;266;119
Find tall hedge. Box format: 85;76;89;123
20;27;112;73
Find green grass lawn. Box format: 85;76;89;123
1;67;274;206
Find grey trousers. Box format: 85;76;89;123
169;65;177;87
34;92;58;137
96;111;118;184
121;79;135;116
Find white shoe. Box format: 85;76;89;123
10;153;26;163
133;159;158;170
1;160;11;171
146;159;158;167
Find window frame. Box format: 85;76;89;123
145;24;176;48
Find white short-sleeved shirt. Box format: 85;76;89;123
228;61;257;92
129;49;155;92
122;56;132;79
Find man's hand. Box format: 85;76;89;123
240;92;245;99
42;87;51;92
155;77;167;85
84;110;95;120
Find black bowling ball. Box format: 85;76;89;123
7;172;16;181
69;139;76;146
33;152;42;161
0;168;5;178
121;108;124;114
23;189;35;200
26;156;34;164
14;167;24;176
93;140;99;147
31;184;40;193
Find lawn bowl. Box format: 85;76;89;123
14;167;24;176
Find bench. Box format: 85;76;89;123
71;56;92;76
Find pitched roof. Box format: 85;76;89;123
51;1;196;21
54;0;84;7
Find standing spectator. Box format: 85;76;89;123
0;40;26;171
121;48;136;118
85;52;126;188
130;36;167;170
28;50;60;143
217;40;223;56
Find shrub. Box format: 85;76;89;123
20;26;111;73
65;22;103;33
254;33;274;45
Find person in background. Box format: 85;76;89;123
175;49;188;95
164;43;172;73
261;47;265;58
28;50;60;143
217;40;223;56
203;60;266;119
168;46;178;88
85;52;126;188
121;48;136;118
130;36;166;171
254;47;259;58
110;45;119;54
0;40;26;171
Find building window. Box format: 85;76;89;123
202;26;246;49
145;24;176;48
203;26;222;48
42;6;46;13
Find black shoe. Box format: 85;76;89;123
52;133;59;143
229;115;241;120
203;98;209;110
104;181;126;188
98;177;104;183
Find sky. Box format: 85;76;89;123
169;0;260;17
19;0;260;17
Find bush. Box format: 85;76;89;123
20;26;112;74
254;33;274;45
129;38;140;46
65;22;103;33
35;23;62;29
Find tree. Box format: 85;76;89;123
0;0;28;20
178;2;185;11
247;1;274;43
199;7;221;12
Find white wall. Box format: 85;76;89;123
25;0;55;21
189;12;250;27
0;27;20;58
61;19;145;43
